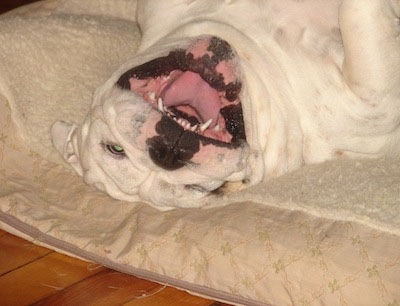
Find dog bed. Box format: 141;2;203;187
1;1;399;305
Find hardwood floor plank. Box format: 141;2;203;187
32;269;161;306
0;252;105;305
0;231;233;306
0;233;53;275
123;286;214;306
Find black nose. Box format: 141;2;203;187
147;133;200;170
148;138;185;170
147;116;200;170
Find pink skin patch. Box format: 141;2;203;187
186;39;238;85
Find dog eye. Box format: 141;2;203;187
185;184;208;193
105;144;125;156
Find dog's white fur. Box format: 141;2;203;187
52;0;400;210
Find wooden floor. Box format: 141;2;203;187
0;229;230;305
0;2;231;305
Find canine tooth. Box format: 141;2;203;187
214;124;221;132
148;91;156;101
158;98;164;112
163;75;171;81
190;124;198;131
200;119;213;132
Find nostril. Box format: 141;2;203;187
146;122;200;171
149;142;185;170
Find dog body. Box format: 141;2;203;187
52;0;400;209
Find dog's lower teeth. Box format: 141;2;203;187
148;91;156;101
169;114;214;134
158;97;164;112
200;119;213;132
179;119;187;127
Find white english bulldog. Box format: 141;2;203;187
52;0;400;210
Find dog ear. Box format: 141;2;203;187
51;121;84;176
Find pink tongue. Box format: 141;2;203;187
160;71;220;125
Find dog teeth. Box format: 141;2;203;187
158;97;164;113
200;119;213;132
174;117;199;132
183;122;190;128
149;92;216;135
171;116;213;134
148;91;156;101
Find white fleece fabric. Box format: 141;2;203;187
54;0;137;21
0;13;141;163
0;1;399;305
231;157;400;235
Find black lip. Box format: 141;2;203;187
117;37;241;95
169;107;200;126
117;49;241;100
117;52;180;89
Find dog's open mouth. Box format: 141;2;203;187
116;36;246;147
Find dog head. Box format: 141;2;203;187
52;36;264;209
